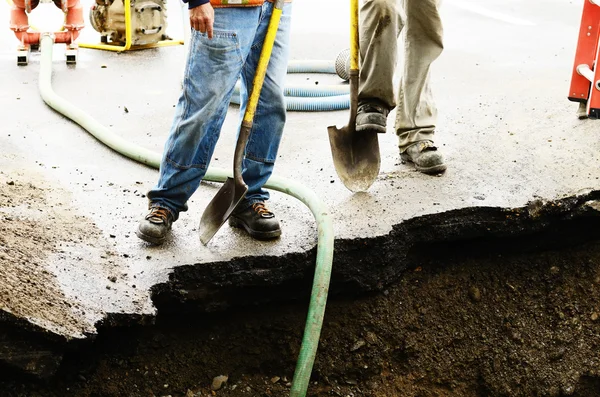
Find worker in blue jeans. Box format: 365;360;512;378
137;0;292;245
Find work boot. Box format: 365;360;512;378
400;140;447;175
356;100;389;134
136;206;174;245
229;202;281;240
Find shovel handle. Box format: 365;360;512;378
235;0;284;185
350;0;359;72
242;0;285;126
347;0;359;127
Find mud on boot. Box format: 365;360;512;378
229;202;281;240
356;100;389;134
400;140;447;175
136;206;174;245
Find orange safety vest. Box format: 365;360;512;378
210;0;291;6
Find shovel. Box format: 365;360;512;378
327;0;380;193
199;0;285;245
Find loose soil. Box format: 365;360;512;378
2;234;600;396
0;170;94;338
0;165;154;348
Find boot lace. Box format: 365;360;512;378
146;207;171;223
252;203;274;218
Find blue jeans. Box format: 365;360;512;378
147;3;292;220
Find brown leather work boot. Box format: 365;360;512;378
136;206;174;245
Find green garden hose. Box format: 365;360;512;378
38;33;333;397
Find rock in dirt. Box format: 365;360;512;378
549;347;566;361
469;287;481;302
365;332;378;345
212;375;228;391
270;376;280;384
350;339;366;352
592;312;599;322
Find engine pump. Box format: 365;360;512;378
89;0;169;46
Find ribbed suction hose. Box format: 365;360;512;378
233;49;354;112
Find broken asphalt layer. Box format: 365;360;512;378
2;0;600;377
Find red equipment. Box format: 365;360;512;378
9;0;84;65
568;0;600;118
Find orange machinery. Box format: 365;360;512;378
9;0;84;65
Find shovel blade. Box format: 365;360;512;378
198;177;248;245
327;125;381;192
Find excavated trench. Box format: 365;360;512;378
3;192;600;396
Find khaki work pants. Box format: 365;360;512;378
359;0;444;151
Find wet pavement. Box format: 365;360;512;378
1;0;600;362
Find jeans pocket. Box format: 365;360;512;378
192;29;243;62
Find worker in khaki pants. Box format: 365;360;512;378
356;0;446;174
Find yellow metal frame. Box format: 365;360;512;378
79;0;183;52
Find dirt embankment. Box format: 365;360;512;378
0;166;152;378
3;233;600;396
